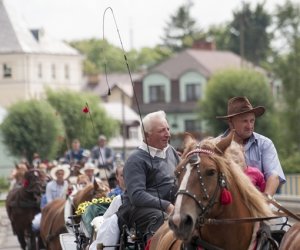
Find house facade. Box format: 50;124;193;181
132;46;277;142
0;0;83;107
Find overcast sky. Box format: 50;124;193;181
8;0;296;50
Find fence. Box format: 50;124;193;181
280;174;300;196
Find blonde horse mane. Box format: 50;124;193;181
192;137;273;218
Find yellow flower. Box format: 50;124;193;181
74;196;113;215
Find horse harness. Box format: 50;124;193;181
174;147;298;250
175;148;227;225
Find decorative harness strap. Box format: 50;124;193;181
176;147;219;215
185;148;215;158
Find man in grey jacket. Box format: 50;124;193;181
117;110;180;240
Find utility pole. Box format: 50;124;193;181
239;1;245;67
121;91;126;159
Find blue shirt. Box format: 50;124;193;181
222;130;286;184
244;132;286;184
65;148;84;163
45;180;68;203
107;185;123;198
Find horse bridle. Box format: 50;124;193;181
175;148;227;224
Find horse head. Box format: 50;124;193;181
168;130;273;248
23;169;45;202
73;180;110;208
168;131;234;242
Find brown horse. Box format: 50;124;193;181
40;181;109;250
279;221;300;250
6;169;45;250
149;131;275;250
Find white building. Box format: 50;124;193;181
0;0;83;107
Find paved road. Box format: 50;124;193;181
0;206;22;250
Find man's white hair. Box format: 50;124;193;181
141;110;167;140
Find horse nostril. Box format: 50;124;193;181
183;214;193;227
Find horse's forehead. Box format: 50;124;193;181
199;154;216;168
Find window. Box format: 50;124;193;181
64;64;69;79
185;119;201;133
149;85;165;103
129;127;139;140
38;63;42;78
3;64;12;78
185;83;201;101
51;64;56;79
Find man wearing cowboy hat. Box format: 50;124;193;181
217;96;285;196
32;164;71;232
46;164;70;203
80;161;101;184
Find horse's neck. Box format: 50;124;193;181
73;188;93;208
20;188;35;199
201;190;254;250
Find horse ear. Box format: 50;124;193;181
215;130;235;155
93;179;99;190
181;132;196;155
183;132;195;147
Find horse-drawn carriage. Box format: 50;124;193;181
60;133;300;250
6;132;300;250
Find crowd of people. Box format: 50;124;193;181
8;96;286;249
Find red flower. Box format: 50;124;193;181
82;106;89;113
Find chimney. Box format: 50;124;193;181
192;40;216;50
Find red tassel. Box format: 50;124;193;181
144;238;152;250
82;106;89;113
67;186;73;196
23;179;29;188
220;187;232;205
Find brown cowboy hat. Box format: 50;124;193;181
216;96;265;120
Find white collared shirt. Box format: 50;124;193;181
98;147;106;165
139;142;169;159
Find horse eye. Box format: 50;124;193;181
206;169;216;177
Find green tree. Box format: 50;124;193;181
204;24;232;50
0;100;64;162
127;45;173;70
227;2;272;65
199;69;276;138
162;1;200;52
69;39;127;74
46;89;118;153
273;0;300;155
70;39;173;74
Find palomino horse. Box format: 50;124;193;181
150;131;277;250
40;181;109;250
6;169;46;250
